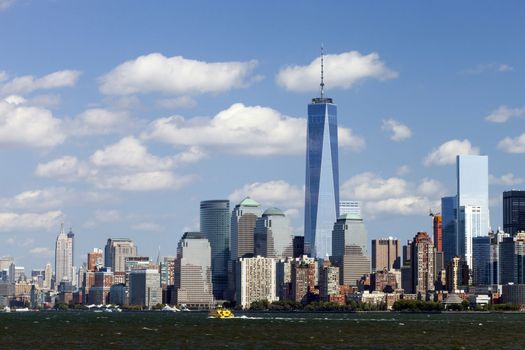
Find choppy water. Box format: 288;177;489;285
1;311;525;349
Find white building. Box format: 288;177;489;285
237;256;276;309
55;224;73;285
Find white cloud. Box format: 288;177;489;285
424;139;480;166
66;108;135;136
131;222;163;233
28;94;61;108
143;103;365;155
463;63;514;75
396;165;410;176
90;136;174;171
485;106;525;123
498;133;525;154
0;96;65;149
99;53;259;95
35;156;91;181
94;210;121;223
156;96;197;109
0;0;16;11
174;146;207;164
381;119;412;141
489;173;524;186
0;70;80;95
229;180;304;209
341;172;443;216
276;51;398;92
94;171;190;191
0;210;63;232
29;247;53;257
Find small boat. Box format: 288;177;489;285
208;306;234;319
1;306;11;313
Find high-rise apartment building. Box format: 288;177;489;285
174;232;214;307
410;232;435;295
104;238;137;273
331;214;370;286
371;237;400;272
230;197;262;260
43;263;52;290
433;215;443;252
503;190;525;236
55;224;74;285
290;255;316;303
87;248;103;271
456;155;490;268
200;200;230;300
254;208;294;259
236;256;276;309
304;56;340;259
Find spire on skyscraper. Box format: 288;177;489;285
320;44;325;98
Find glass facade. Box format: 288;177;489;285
304;99;340;258
200;200;230;300
472;236;491;286
503;190;525;236
441;196;458;264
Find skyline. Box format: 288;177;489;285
1;1;525;271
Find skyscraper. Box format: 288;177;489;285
55;224;73;285
410;232;435;295
200;200;230;300
254;208;294;259
503;190;525;236
433;214;443;252
442;196;458;264
371;237;400;272
339;200;361;217
304;52;340;259
236;256;276;309
230;197;262;259
87;248;103;272
104;238;137;273
456;155;490;268
174;232;214;307
129;269;162;308
472;236;491;286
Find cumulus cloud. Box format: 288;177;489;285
498;133;525;154
229;180;304;209
0;95;65;149
99;53;259;95
489;173;524;186
94;171;191;191
65;108;135;136
381;119;412;141
485;105;525;123
90;136;174;171
0;210;63;232
173;146;207;164
276;51;398;92
35;156;91;181
0;70;80;95
143;103;365;155
424;139;480;166
341;172;444;216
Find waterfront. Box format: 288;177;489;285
1;312;525;349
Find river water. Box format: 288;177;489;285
1;311;525;349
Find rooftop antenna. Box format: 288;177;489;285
320;44;325;98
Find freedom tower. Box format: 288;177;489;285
304;50;340;259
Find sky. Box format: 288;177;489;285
0;0;524;271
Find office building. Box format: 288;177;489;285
87;248;103;271
88;268;114;305
331;213;370;286
304;56;340;259
371;237;400;272
410;232;435;295
503;190;525;236
472;236;491;286
200;200;230;300
339;200;361;217
55;224;74;285
104;238;137;273
254;208;294;259
43;263;52;290
293;236;304;258
230;197;262;260
236;256;276;309
129;269;162;308
174;232;214;307
442;196;458;264
456;155;490;267
446;256;469;292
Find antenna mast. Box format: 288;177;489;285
320;44;325;98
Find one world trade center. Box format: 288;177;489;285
304;51;340;258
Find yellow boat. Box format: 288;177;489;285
209;306;234;319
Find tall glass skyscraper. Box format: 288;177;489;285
442;196;458;264
304;55;340;259
503;190;525;236
456;155;490;269
200;200;230;300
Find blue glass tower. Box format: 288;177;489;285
304;51;340;258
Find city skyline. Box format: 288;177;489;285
1;1;525;271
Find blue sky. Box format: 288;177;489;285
1;0;524;271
